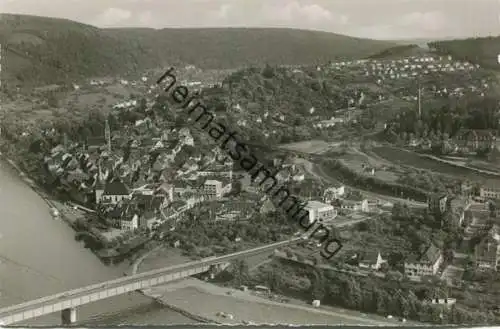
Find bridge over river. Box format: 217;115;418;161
0;238;302;325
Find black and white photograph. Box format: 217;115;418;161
0;0;499;327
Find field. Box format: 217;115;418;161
465;159;500;173
372;146;500;184
340;153;400;183
0;84;132;131
279;140;344;154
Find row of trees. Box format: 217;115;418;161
224;256;495;325
160;209;296;258
386;94;500;141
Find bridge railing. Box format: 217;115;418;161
0;237;301;315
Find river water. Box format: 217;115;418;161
0;159;196;325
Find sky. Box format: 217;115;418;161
0;0;499;40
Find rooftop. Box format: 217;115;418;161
305;200;333;210
103;179;130;196
205;179;222;186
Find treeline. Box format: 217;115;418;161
227;259;495;325
159;210;297;259
318;271;493;324
368;44;424;60
321;159;429;202
386;94;500;141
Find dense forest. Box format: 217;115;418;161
386;94;500;142
368;44;428;60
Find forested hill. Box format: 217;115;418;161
367;44;429;60
0;13;398;86
428;36;500;70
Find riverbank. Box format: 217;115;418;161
140;278;405;326
133;246;417;326
421;153;500;177
0;155;77;222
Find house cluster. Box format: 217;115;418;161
43;111;239;233
404;244;444;280
466;196;500;272
326;55;490;105
328;56;479;80
269;155;371;215
407;128;498;154
448;129;497;154
200;199;256;225
235;155;372;227
356;193;475;280
420;188;500;279
351;243;444;282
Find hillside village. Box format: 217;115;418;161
4;10;500;327
3;49;500;324
34;57;500;262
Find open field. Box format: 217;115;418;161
372;146;500;184
462;159;500;173
340;153;400;183
279;140;344;154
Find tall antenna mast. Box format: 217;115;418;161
418;82;422;119
63;132;68;149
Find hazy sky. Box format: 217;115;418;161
0;0;499;40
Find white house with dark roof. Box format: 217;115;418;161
404;244;443;280
121;213;139;231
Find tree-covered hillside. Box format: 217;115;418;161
0;13;398;86
428;36;500;70
368;44;429;60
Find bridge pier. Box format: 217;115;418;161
208;263;229;279
61;307;77;325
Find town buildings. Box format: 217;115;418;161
475;225;500;271
428;194;449;215
323;185;345;203
480;181;500;200
404;244;443;280
359;251;385;270
98;179;131;204
204;179;224;199
455;129;496;153
341;199;369;213
303;201;338;225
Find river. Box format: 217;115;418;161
0;159;196;325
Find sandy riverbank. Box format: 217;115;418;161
134;248;415;326
140;278;405;326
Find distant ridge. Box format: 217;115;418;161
0;13;399;86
